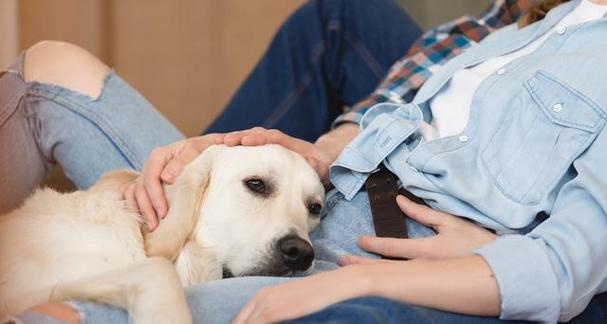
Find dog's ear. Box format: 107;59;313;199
144;145;222;261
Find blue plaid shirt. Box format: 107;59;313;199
333;0;549;126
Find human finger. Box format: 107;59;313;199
337;255;387;266
396;195;444;230
135;185;158;231
223;127;267;146
357;235;429;259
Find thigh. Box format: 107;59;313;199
311;189;435;270
206;0;421;141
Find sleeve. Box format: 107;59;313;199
475;128;607;322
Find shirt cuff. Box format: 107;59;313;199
474;235;560;323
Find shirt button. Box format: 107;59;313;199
553;103;563;112
556;26;567;35
458;135;469;143
496;68;507;75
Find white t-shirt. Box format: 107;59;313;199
420;0;607;141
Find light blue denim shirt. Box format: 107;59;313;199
330;1;607;322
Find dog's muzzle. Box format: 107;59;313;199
276;235;314;271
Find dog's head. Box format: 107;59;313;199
150;144;325;284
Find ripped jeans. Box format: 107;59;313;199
0;54;184;214
3;0;606;322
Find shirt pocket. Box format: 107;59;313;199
481;70;606;204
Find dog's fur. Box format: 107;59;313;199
0;144;324;323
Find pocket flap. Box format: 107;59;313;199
525;71;605;133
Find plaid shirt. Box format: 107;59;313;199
334;0;549;126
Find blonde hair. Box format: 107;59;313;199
519;0;567;27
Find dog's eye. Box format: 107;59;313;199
308;203;322;215
245;178;267;194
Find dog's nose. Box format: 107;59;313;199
277;235;314;271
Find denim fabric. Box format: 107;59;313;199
68;191;607;324
330;1;607;322
71;189;437;324
4;0;607;323
203;0;421;142
0;54;184;324
292;293;607;324
0;53;184;213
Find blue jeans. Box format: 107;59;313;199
204;0;421;142
3;0;605;323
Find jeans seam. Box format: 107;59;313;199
26;85;141;169
0;96;21;128
262;42;327;129
341;30;385;80
0;72;27;128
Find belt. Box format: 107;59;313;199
365;166;429;260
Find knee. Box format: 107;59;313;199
24;41;109;99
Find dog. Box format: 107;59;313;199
0;144;325;323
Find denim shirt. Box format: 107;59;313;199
330;1;607;322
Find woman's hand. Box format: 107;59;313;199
122;134;221;231
232;266;372;324
347;195;497;261
221;127;334;179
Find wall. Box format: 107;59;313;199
0;0;18;68
17;0;305;137
400;0;493;29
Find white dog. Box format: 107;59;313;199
0;144;325;323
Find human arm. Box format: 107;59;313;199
233;255;499;324
237;137;607;323
359;128;607;322
232;194;501;324
469;130;607;322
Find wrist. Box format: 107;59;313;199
314;123;359;162
341;264;380;298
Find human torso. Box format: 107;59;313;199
330;0;607;234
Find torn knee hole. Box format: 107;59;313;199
24;41;110;100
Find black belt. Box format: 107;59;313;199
365;167;428;260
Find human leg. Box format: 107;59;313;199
287;292;607;324
204;0;422;141
0;41;184;213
